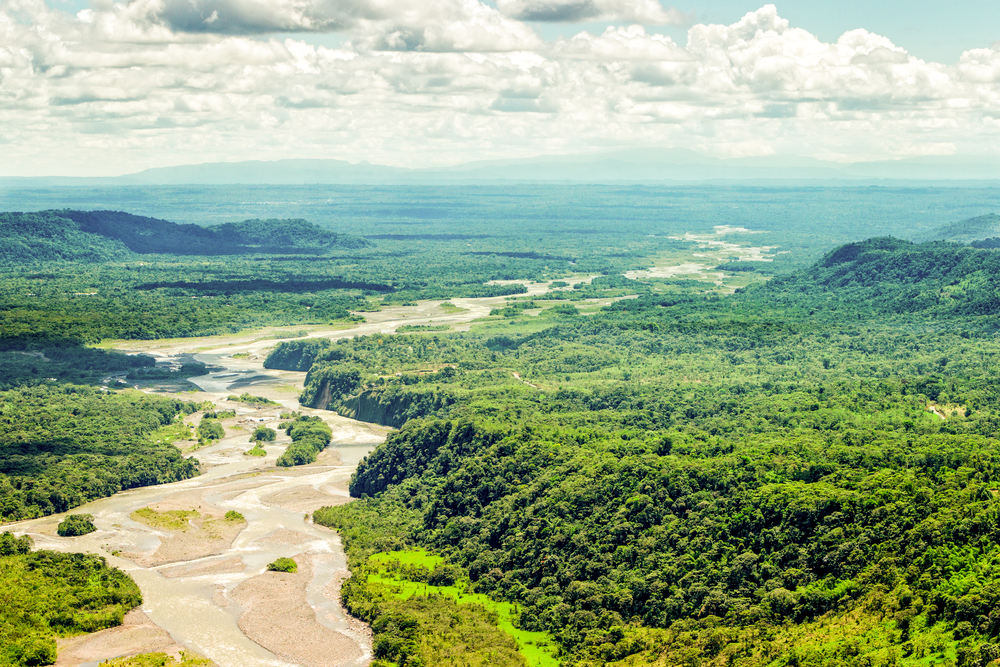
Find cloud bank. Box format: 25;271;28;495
2;0;998;175
495;0;687;25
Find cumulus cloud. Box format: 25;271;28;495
553;25;689;61
495;0;687;25
958;47;1000;83
100;0;385;34
357;0;543;52
1;1;999;176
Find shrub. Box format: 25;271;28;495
197;419;225;441
245;443;267;457
57;514;97;537
276;443;317;467
267;557;297;573
0;531;33;555
250;426;276;442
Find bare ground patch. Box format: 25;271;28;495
255;528;313;546
55;609;206;666
126;492;247;566
232;555;362;667
158;556;246;579
263;485;346;514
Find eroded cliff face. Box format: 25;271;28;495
313;381;334;412
336;390;410;428
312;385;455;428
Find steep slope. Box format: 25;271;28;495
312;238;1000;667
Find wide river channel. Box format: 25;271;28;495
6;291;562;667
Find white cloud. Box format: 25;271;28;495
958;47;1000;83
495;0;687;25
109;0;382;34
356;0;543;52
1;1;999;175
554;25;689;61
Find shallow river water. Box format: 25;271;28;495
8;289;571;667
6;282;609;666
7;345;399;665
12;396;380;667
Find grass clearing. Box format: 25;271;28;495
99;651;213;666
438;301;468;313
368;549;559;667
149;421;193;446
130;508;200;531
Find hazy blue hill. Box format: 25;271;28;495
126;158;408;184
5;150;1000;186
923;213;1000;243
210;218;370;251
0;211;132;263
1;210;369;260
63;209;225;254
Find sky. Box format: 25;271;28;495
2;0;999;176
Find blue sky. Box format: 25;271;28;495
7;0;1000;175
536;0;1000;64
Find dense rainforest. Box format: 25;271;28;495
3;193;1000;667
0;386;201;521
306;238;1000;667
0;532;142;667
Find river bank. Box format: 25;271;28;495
6;287;549;667
8;278;621;666
6;350;392;667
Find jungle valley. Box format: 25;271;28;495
2;185;1000;667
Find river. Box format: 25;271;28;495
7;289;565;667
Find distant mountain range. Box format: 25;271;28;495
3;149;1000;186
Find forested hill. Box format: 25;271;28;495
741;236;1000;318
0;210;369;262
925;213;1000;243
308;236;1000;667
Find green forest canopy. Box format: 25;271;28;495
0;386;201;521
308;238;1000;667
4;189;1000;667
0;535;142;667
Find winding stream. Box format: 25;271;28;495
8;289;564;667
12;381;381;667
5;249;773;665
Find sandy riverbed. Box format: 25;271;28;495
233;554;367;667
7;362;386;666
6;282;591;666
55;610;192;666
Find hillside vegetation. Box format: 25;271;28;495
925;213;1000;243
0;387;201;521
0;533;142;667
310;238;1000;667
0;210;368;262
